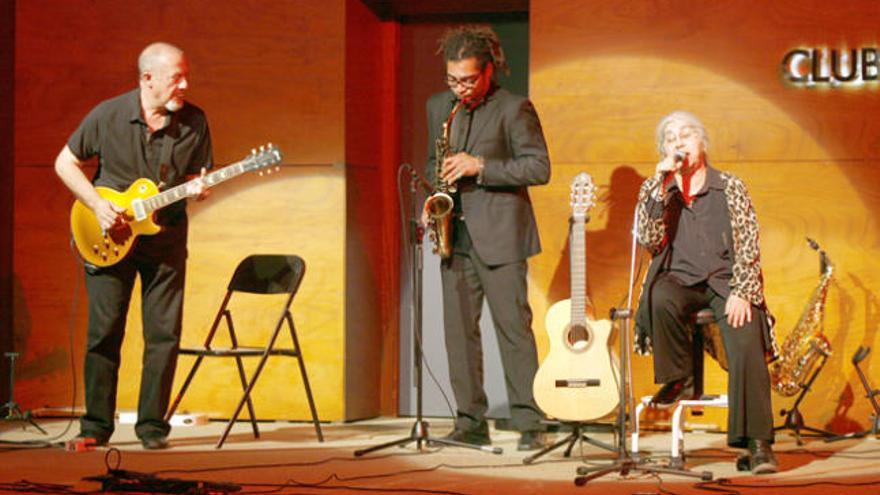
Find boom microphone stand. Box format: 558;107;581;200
354;164;501;457
573;205;710;485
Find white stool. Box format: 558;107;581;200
631;395;654;461
631;394;728;467
670;395;728;467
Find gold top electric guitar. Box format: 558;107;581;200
70;144;282;267
533;172;619;421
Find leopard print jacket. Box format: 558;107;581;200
637;170;764;305
635;169;779;360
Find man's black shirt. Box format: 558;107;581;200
68;89;213;227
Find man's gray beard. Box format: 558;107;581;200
165;98;183;112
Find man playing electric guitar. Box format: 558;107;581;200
54;42;212;450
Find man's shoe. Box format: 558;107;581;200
443;422;491;446
748;439;778;474
517;430;547;451
140;434;169;450
649;376;695;409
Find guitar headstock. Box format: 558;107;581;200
570;172;596;221
244;143;283;175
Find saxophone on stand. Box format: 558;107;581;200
770;238;834;397
424;102;463;259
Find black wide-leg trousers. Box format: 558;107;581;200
649;272;774;447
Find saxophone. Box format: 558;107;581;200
424;102;463;259
769;238;833;397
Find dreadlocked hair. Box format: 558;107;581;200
437;25;510;75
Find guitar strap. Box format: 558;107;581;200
157;119;176;190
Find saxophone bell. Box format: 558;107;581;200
425;191;453;219
424;192;454;259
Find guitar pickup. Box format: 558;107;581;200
555;379;600;388
130;199;147;221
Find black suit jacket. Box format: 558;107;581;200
426;87;551;266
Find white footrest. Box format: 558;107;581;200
671;395;728;460
631;394;729;462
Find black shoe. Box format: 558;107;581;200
748;439;778;474
649;376;695;409
444;422;491;446
517;430;547;451
140;434;169;450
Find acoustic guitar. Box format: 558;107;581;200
533;172;619;421
70;144;282;267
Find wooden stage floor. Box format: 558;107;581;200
1;417;878;494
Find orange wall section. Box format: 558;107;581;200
529;0;880;431
12;0;394;421
343;0;400;418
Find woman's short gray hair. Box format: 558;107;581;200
655;110;709;158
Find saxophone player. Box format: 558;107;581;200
634;111;780;474
422;25;550;451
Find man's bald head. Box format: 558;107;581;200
138;42;189;113
138;42;184;76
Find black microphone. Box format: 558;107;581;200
402;163;433;194
650;151;686;196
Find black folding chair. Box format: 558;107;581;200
166;254;323;448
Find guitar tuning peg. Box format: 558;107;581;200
258;171;264;176
259;145;265;152
251;148;256;155
274;166;280;172
267;142;273;147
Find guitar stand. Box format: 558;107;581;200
774;351;834;445
0;352;47;435
523;422;615;465
826;346;880;442
355;165;501;458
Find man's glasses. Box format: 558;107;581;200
445;73;481;88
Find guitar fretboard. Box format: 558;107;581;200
141;161;252;215
570;214;588;324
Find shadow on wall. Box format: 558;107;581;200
12;273;71;382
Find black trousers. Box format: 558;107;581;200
440;244;543;433
649;272;774;447
80;230;187;441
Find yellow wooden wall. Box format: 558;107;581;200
529;0;880;431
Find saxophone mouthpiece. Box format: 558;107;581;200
806;237;819;250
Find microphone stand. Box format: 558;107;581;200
573;200;711;485
354;164;501;457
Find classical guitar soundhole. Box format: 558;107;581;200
567;324;591;351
